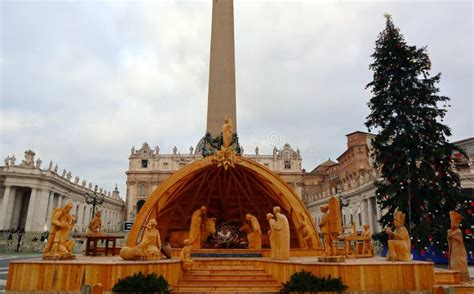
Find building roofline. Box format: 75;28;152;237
345;130;375;137
453;137;474;145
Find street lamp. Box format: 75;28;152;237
84;185;104;218
340;194;350;226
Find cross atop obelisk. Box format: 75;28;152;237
206;0;237;137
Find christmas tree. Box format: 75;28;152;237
365;14;472;253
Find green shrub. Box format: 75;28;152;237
112;272;170;293
280;270;348;293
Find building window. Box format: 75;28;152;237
358;213;362;226
141;159;148;168
284;161;291;169
139;184;146;196
163;162;168;168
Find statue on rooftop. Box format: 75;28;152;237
21;150;35;167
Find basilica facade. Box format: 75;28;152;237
125;143;303;221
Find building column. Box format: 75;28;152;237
374;198;382;233
0;185;12;230
361;199;369;226
368;197;375;233
114;211;118;231
58;195;64;208
9;189;21;229
111;211;114;231
46;191;54;225
35;189;51;231
77;203;83;225
84;205;91;223
25;188;38;231
104;209;109;231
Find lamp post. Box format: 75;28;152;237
340;194;350;226
84;185;104;218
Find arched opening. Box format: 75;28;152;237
136;200;145;215
128;155;318;249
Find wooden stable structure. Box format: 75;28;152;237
127;154;319;248
8;255;472;292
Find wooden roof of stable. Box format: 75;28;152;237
128;154;318;249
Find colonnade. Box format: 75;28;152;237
0;184;123;232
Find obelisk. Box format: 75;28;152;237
206;0;237;137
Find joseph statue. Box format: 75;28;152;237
189;206;207;248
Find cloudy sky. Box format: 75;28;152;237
1;0;472;198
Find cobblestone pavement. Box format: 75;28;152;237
0;253;42;292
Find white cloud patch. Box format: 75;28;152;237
1;0;472;196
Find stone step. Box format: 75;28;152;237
193;259;259;264
178;278;278;286
173;258;280;293
172;285;281;292
182;273;273;280
194;265;261;270
189;268;267;275
434;269;461;285
172;291;280;294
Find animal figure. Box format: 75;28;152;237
169;217;217;248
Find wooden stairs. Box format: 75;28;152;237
172;258;281;293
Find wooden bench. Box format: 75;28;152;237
85;235;124;256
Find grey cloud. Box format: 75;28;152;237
1;0;472;195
